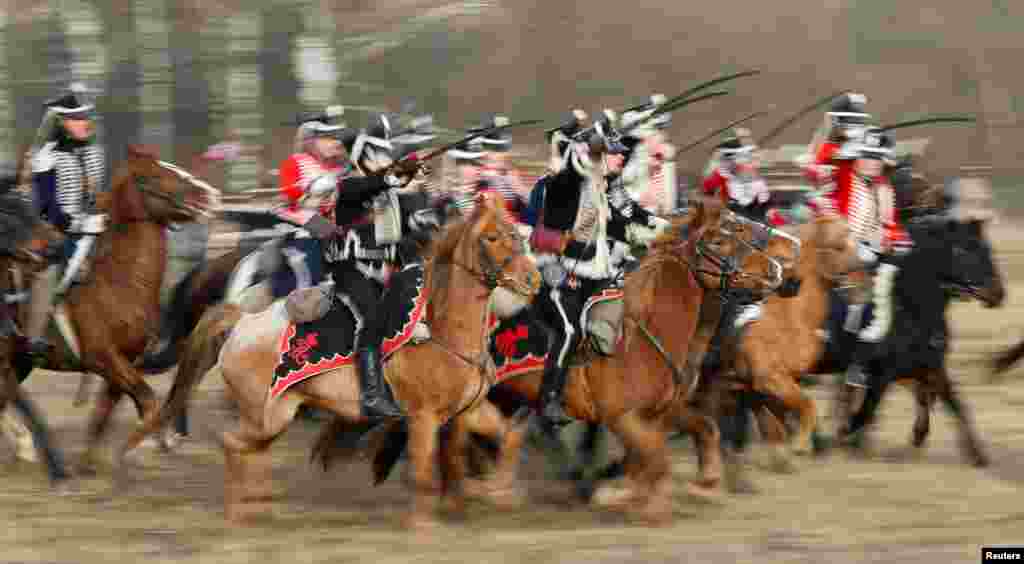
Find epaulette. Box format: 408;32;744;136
31;142;57;173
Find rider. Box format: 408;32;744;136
441;136;487;219
272;106;348;298
25;85;107;356
327;114;424;418
619;94;678;215
803;96;913;388
534;110;669;426
702;130;771;222
469;115;530;223
522;109;588;228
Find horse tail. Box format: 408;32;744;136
140;248;248;375
130;303;242;448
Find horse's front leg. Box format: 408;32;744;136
931;367;988;467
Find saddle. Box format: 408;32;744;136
270;264;429;401
487;282;626;383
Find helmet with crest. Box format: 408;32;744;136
341;113;394;175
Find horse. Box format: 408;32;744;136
686;214;864;489
10;145;219;472
126;191;542;528
0;177;71;485
345;197;793;524
837;210;1005;465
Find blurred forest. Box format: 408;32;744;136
1;1;1022;204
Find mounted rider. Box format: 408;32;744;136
25;85;107;357
439;115;528;223
533;110;669;426
802;94;913;388
469;115;530;223
271;105;348;299
325;113;427;418
522;109;589;228
619;94;678;215
701;129;771;222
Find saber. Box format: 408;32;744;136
675;111;767;155
756;89;847;147
388;119;545;173
621;69;760;114
621;90;731;134
880;115;975;132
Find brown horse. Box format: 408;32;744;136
13;145;219;471
362;197;790;524
129;191;541;527
698;215;862;479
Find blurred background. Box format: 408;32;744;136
1;1;1022;207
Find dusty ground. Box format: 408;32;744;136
3;224;1024;564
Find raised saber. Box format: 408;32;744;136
756;89;847;147
675;111;767;155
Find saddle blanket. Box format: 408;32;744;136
486;288;623;383
269;265;428;400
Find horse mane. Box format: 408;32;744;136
623;214;701;320
422;215;474;325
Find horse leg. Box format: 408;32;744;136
930;368;989;467
754;403;796;474
462;402;527;508
404;412;442;530
910;381;933;449
602;411;672;525
79;383;123;474
438;414;470;520
99;350;167;463
677;409;723;496
1;405;38;463
761;377;817;456
221;395;299;523
840;372;891;456
10;389;71;485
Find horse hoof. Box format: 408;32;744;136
971;450;991;468
160;431;185;453
402;513;441;531
811;433;834;454
592;483;633;509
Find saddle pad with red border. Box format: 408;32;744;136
269;265;428;400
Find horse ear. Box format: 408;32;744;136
127;144;158;160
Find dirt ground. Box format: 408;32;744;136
3;224;1024;564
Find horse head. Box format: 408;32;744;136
109;145;221;225
669;197;785;296
910;213;1004;309
428;190;541;319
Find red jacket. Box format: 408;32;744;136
278;153;344;223
803;142;910;251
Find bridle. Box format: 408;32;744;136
683;211;786;301
451;222;533;297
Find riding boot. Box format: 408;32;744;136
538;357;573;428
25;265;59;358
355;345;402;418
844;340;874;389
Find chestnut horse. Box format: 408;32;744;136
129;192;541;527
697;215;862;485
12;145;219;471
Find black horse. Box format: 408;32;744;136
837;211;1004;465
0;171;70;486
